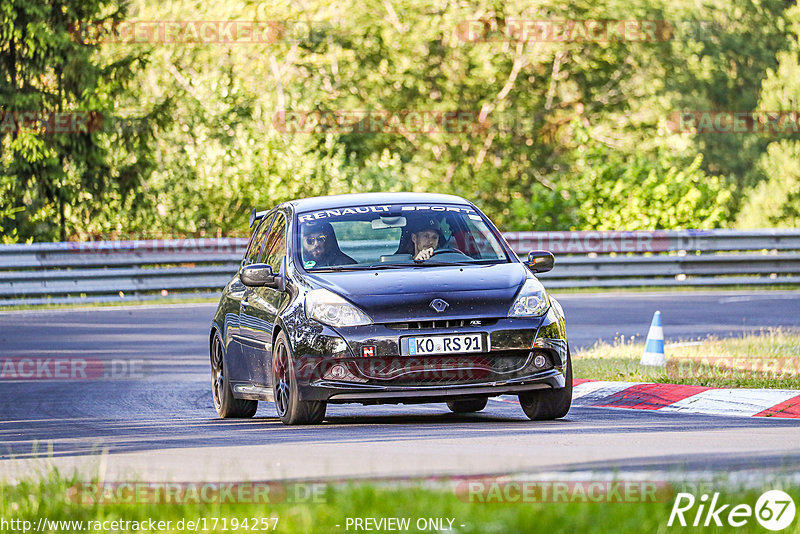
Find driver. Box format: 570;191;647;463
409;218;442;261
300;221;357;268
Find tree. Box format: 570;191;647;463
735;4;800;228
659;0;791;220
3;0;795;240
0;0;149;241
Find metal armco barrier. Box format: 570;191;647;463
0;230;799;305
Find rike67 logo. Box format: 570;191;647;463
668;490;796;530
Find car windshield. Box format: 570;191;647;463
296;203;510;271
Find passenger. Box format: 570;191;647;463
300;221;357;268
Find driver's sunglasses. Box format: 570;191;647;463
304;235;327;246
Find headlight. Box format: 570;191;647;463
305;288;373;327
508;278;550;317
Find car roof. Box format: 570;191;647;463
284;192;472;213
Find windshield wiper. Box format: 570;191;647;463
411;260;473;267
309;264;410;272
309;260;502;272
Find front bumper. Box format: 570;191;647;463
288;303;569;403
302;369;564;404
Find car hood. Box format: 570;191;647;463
305;263;529;322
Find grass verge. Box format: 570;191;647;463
2;472;799;533
574;328;800;388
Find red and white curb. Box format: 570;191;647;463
571;379;800;419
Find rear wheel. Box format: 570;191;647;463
211;332;258;418
447;398;488;413
519;350;573;421
272;331;326;425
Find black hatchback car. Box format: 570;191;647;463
209;192;571;424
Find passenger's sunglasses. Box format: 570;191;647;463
304;235;328;246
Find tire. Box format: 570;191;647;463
211;331;258;419
519;350;573;421
447;398;488;413
272;331;327;425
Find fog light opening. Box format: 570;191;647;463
329;364;347;380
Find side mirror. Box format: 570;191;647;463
241;263;280;288
524;250;555;273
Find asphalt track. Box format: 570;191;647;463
0;290;799;482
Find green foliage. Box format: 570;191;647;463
0;202;22;243
662;0;791;193
2;0;798;240
736;5;800;228
0;0;153;241
565;125;731;230
737;140;800;228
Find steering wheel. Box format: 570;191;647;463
430;247;468;257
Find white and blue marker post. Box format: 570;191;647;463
640;310;666;367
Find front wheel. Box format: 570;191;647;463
518;350;572;421
211;332;258;419
272;331;327;425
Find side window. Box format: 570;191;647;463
245;214;275;265
464;218;506;259
260;213;286;273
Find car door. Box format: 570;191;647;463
239;211;289;387
227;213;275;385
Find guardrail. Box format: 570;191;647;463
506;229;800;289
0;230;798;305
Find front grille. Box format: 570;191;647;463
346;351;545;386
384;318;498;330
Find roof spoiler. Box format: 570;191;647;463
249;208;270;228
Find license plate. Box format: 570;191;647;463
403;334;484;356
